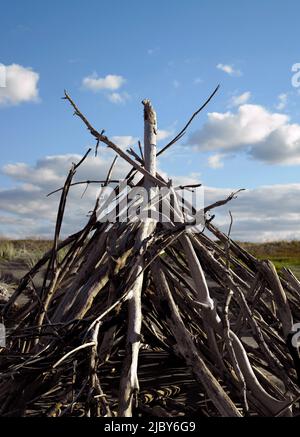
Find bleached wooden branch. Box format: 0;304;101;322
151;261;242;417
63;91;167;188
118;99;158;417
1;89;299;418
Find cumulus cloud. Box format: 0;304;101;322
189;104;287;151
82;73;126;91
203;183;300;241
216;63;242;77
82;73;130;104
0;154;299;241
107;91;130;104
229;91;251;107
0;63;39;106
189;103;300;165
0;152;131;238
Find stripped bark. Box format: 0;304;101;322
118;100;158;417
151;261;241;417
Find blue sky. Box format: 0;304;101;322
1;0;300;240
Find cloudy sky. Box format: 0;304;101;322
0;0;300;241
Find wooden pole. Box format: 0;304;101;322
143;99;157;192
118;100;157;417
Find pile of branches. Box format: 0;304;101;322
0;89;300;417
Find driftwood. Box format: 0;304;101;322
0;90;300;417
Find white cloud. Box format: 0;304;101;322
82;73;130;104
0;152;131;238
82;73;126;92
275;93;288;110
188;103;300;165
1;155;299;241
111;136;138;149
203;183;300;241
229;91;251;107
216;63;242;77
157;129;173;142
172;172;201;187
107;91;130;104
0;64;39;106
190;104;287;151
207;153;224;169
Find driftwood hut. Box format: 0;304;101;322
0;89;300;417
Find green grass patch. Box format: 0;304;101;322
1;238;300;279
0;239;70;269
0;239;52;268
240;241;300;279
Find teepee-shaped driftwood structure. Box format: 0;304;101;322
0;89;300;417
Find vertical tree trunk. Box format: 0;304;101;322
143;99;157;192
118;100;157;417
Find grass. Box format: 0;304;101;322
0;238;300;279
240;241;300;279
0;241;16;261
0;239;52;268
0;239;70;269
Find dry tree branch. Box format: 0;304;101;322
151;261;242;417
36;149;92;334
157;85;220;156
204;189;245;214
222;211;249;414
47;180;120;197
63;91;168;188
